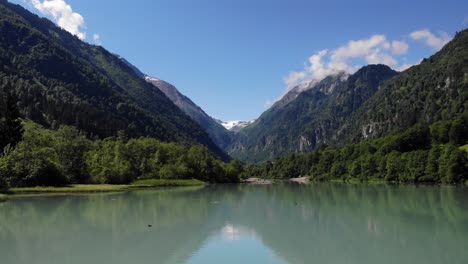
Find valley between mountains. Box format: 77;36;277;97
0;0;467;188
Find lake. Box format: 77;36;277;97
1;183;468;264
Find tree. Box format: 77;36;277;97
449;114;468;145
0;85;24;153
54;126;91;183
2;123;66;187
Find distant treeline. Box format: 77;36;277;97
0;121;242;189
243;113;468;184
1;87;467;188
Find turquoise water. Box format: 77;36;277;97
1;183;468;264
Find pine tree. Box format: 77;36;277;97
0;85;24;153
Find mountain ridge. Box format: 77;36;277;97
0;0;228;159
228;29;467;163
144;76;234;149
228;65;399;162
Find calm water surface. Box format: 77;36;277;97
1;183;468;264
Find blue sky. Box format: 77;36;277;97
12;0;468;121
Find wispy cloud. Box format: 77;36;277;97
93;33;102;45
391;40;409;55
283;34;410;89
463;16;468;25
30;0;86;40
264;99;273;108
410;29;451;50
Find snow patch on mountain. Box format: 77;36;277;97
145;76;160;82
215;120;254;131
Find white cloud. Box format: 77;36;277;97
283;71;307;87
366;50;398;66
30;0;86;40
410;29;451;50
391;40;409;55
307;49;349;80
93;33;102;45
463;17;468;25
331;35;388;62
283;34;409;89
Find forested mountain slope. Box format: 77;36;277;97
0;0;226;159
145;76;233;149
339;29;468;143
229;66;398;162
230;29;467;163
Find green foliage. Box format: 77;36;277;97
0;171;6;191
230;66;399;162
245;118;468;184
460;144;468;153
343;30;468;144
231;30;468;163
0;121;240;187
0;83;23;153
0;0;226;160
1;122;68;186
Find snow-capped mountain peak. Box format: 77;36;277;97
215;119;254;132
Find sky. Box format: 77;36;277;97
11;0;468;121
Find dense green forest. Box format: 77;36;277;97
0;120;241;189
0;0;227;159
0;0;466;189
229;65;398;162
229;29;468;163
244;113;468;184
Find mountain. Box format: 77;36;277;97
118;55;145;79
229;29;468;163
228;67;398;162
119;57;233;149
0;0;227;159
144;76;233;149
215;120;255;133
337;29;468;143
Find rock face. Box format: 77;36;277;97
227;66;398;162
229;30;468;163
339;30;468;143
145;77;234;149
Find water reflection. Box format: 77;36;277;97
0;183;467;264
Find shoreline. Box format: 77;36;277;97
3;179;465;199
241;178;274;185
0;194;8;202
2;179;206;196
289;177;310;184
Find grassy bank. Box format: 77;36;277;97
10;184;131;194
8;179;205;195
0;194;8;202
460;144;468;153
